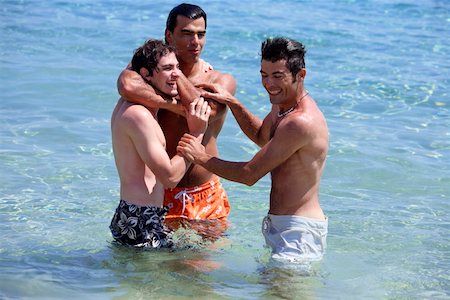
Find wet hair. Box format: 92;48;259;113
166;3;207;32
261;37;306;79
131;39;176;76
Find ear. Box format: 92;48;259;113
297;68;306;81
165;29;173;45
139;67;150;79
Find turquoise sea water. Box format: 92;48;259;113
1;0;449;299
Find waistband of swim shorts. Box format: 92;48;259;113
165;176;222;193
267;214;328;230
119;199;168;212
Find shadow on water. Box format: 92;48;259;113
0;237;231;299
256;256;327;300
0;223;329;299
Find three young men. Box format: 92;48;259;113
112;4;329;261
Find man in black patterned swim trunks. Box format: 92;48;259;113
110;39;211;248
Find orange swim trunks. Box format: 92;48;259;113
164;177;230;220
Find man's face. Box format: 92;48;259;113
260;59;299;105
147;52;181;97
166;15;206;64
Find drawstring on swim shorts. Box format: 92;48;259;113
262;215;271;233
174;186;200;217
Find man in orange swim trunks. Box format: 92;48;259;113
116;4;236;237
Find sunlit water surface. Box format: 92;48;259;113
1;0;449;299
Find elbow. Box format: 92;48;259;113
162;174;182;189
165;182;177;189
117;79;131;98
162;178;177;189
244;178;258;186
242;173;260;186
117;73;134;98
236;164;262;186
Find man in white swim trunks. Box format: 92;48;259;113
178;37;329;261
116;4;236;239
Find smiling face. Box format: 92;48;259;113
260;59;301;106
165;15;206;65
146;52;181;97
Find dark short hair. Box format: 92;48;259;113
166;3;207;32
131;39;176;76
261;37;306;78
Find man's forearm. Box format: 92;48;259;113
117;68;183;114
164;154;192;189
176;73;201;107
199;156;257;186
228;101;264;146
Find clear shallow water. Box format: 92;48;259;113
1;0;449;299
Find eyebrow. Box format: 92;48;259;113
160;63;176;68
260;70;285;75
180;29;207;34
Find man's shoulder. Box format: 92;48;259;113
199;59;213;72
119;101;154;122
200;59;235;81
278;111;315;137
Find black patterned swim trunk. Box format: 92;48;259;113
109;200;173;248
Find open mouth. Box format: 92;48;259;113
267;89;281;96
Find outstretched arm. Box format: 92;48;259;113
177;117;309;186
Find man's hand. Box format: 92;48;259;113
177;133;209;164
185;97;211;137
196;83;238;106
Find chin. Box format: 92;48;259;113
268;96;280;104
188;55;200;63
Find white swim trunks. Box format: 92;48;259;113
262;214;328;261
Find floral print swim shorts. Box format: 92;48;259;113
109;200;173;248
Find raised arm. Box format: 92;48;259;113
206;73;236;123
175;71;202;108
198;83;273;147
117;67;183;115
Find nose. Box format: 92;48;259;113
262;76;272;87
172;69;180;78
190;34;199;46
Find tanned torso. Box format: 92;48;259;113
268;97;328;219
159;68;226;187
111;99;165;206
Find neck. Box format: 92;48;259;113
148;107;158;118
277;90;309;118
179;59;201;78
277;102;298;118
